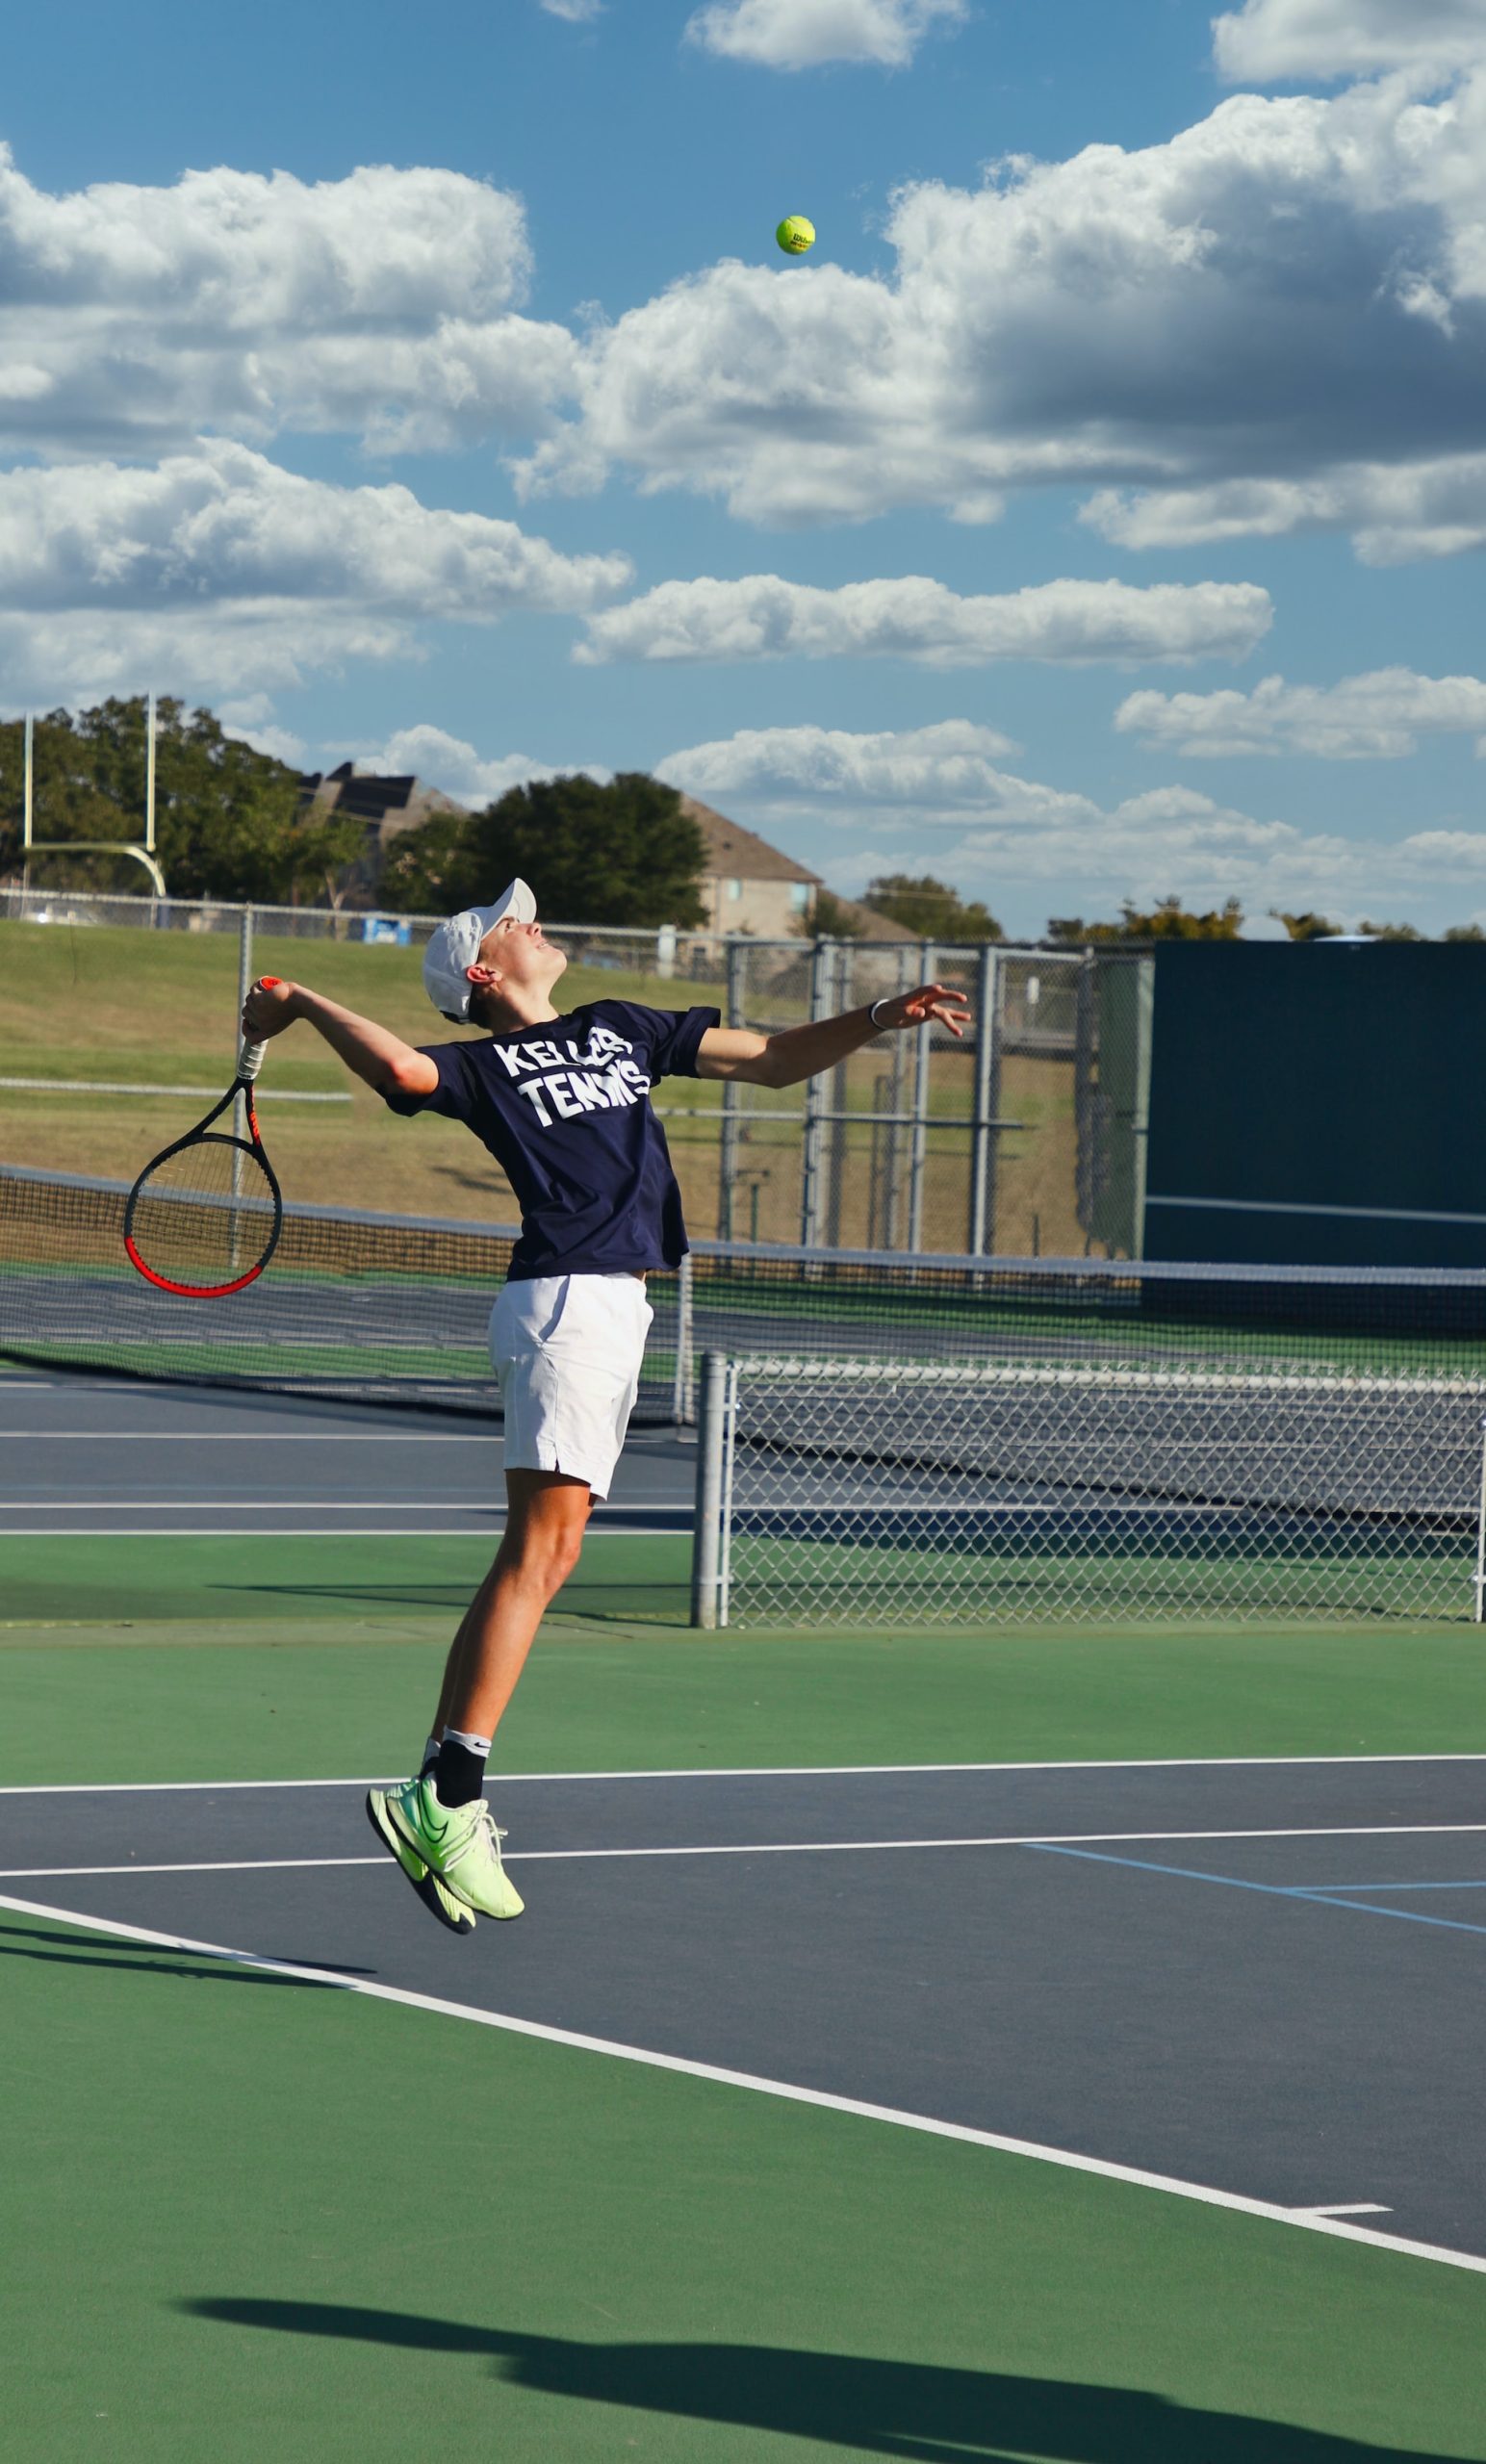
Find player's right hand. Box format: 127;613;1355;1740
242;977;300;1040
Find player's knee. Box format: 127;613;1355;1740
508;1521;584;1597
546;1527;586;1593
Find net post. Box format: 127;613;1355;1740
672;1250;696;1426
1475;1418;1486;1626
691;1349;732;1630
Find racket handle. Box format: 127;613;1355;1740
238;978;283;1083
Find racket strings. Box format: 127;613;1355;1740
126;1135;278;1291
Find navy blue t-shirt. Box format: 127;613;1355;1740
381;998;720;1279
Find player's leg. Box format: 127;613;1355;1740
435;1469;591;1751
370;1473;588;1925
369;1273;647;1930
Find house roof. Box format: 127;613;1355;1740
679;794;821;887
825;894;917;943
297;765;467;834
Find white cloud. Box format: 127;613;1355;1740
0;441;629;703
653;720;1486;921
579;574;1272;664
0;440;628;617
657;721;1027;807
1115;668;1486;757
1214;0;1486;84
1400;828;1486;868
217;696;308;765
684;0;966;69
517;74;1486;554
1083;453;1486;564
0;607;413;706
541;0;602;17
0;149;579;457
353;724;611;806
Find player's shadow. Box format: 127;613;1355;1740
0;1920;367;1984
182;2301;1469;2461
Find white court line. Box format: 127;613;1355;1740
0;1858;387;1878
1;1753;1483;1795
1;1488;504;1507
2;1884;1480;2281
3;1763;1486;1803
6;1822;1486;1877
0;1507;675;1527
1298;2203;1393;2218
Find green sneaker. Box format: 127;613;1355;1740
366;1784;476;1936
378;1773;525;1921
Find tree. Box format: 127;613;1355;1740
1358;918;1426;941
1274;911;1345;941
1444;924;1486;942
0;697;362;903
382;772;707;928
804;888;868;939
862;872;1003;942
1046;896;1243;943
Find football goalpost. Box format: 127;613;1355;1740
20;694;167;897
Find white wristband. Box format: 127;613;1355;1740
868;998;892;1029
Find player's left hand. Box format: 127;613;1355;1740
873;983;972;1039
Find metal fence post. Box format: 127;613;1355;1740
968;942;1000;1255
1474;1419;1486;1626
717;937;749;1240
232;905;254;1193
907;940;938;1255
691;1350;733;1630
671;1250;696;1426
799;937;835;1248
824;939;853;1248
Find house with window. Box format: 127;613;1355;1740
679;795;821;937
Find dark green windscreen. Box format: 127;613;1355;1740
1144;942;1486;1266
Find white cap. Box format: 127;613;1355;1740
422;879;537;1020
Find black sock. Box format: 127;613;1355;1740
434;1737;487;1809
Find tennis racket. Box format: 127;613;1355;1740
123;980;285;1297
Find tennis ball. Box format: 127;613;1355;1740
776;216;815;256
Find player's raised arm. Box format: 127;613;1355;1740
240;978;439;1097
696;982;971;1090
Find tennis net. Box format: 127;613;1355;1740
8;1163;1486;1414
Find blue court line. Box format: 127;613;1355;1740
1295;1880;1486;1894
1032;1844;1486;1939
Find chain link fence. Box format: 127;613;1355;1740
0;886;1152;1261
690;1348;1486;1630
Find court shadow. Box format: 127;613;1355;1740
0;1920;366;1985
182;2300;1468;2460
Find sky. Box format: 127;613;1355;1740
5;0;1486;937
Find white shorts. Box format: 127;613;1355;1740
489;1271;653;1502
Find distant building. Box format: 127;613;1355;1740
297;762;468;908
678;795;821;937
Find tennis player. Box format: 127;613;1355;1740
242;880;968;1935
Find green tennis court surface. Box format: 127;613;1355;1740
4;1534;1485;2461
